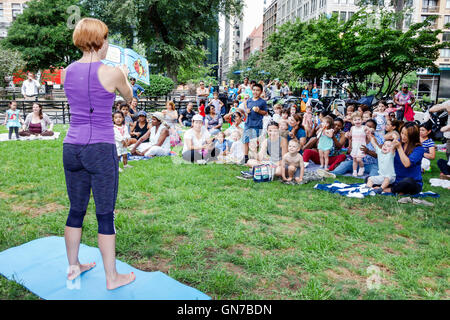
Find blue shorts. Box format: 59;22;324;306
63;143;119;235
242;127;263;144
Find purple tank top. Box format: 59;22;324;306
64;61;116;145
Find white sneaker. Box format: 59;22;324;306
196;160;207;165
353;170;358;177
124;164;133;169
119;167;123;173
358;167;365;176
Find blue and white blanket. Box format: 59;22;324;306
314;181;440;199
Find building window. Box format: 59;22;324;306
12;3;23;19
445;15;450;25
340;11;347;22
441;49;450;58
443;32;450;42
447;0;450;8
0;3;3;18
348;12;354;20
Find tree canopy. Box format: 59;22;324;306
260;9;446;98
82;0;243;83
2;0;86;72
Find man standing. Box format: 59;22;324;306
281;81;290;97
196;81;209;108
394;84;415;121
130;77;145;99
241;83;268;164
312;84;319;99
21;72;40;100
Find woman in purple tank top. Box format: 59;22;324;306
62;18;135;290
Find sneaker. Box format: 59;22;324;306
358;167;365;176
123;164;133;169
412;198;434;206
196;160;207;165
398;197;412;204
316;169;336;179
353;170;358;177
118;167;124;173
236;175;252;180
240;170;253;177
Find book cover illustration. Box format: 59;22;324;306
102;44;150;85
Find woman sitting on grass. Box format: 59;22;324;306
223;109;245;138
130;112;171;157
20;102;55;137
182;114;220;163
205;105;223;136
419;121;435;172
383;122;424;195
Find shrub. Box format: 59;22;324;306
138;74;174;97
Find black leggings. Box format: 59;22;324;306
390;177;422;195
63;143;119;235
8;127;19;139
437;159;450;175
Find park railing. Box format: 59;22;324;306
0;96;234;124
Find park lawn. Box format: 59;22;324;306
0;124;449;300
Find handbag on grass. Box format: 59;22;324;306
252;164;274;183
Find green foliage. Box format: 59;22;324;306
177;59;218;85
263;9;444;98
138;74;174;96
0;46;25;86
82;0;243;82
2;0;86;71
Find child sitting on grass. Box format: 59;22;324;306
113;111;132;172
272;103;282;124
214;131;229;156
366;129;396;192
225;130;245;164
281;139;305;184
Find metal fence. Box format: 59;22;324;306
0;97;232;124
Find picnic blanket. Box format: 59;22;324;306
0;132;61;142
314;181;440;199
126;151;177;161
305;161;368;180
429;178;450;189
0;236;210;300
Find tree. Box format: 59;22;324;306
0;46;25;87
264;9;446;98
82;0;243;83
2;0;87;72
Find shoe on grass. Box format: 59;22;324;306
123;164;133;169
236;175;252;181
118;167;124;173
316;169;336;179
412;198;434;206
398;197;412;204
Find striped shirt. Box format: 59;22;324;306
422;138;435;154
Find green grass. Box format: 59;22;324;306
0;124;449;300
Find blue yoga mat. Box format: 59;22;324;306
0;236;210;300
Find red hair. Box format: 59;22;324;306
73;18;108;52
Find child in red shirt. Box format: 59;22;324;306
199;99;206;121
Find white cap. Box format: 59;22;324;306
192;114;203;122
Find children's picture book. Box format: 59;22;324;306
102;44;150;85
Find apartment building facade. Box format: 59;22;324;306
0;0;28;38
243;23;263;61
220;14;244;80
263;0;278;49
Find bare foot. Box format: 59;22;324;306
106;272;136;290
67;262;96;281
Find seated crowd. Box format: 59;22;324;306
111;81;449;195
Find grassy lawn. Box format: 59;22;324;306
0;124;449;300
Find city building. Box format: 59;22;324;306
263;0;278;50
243;23;263;61
0;1;29;39
220;13;244;80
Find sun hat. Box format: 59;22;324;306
137;110;147;117
192;114;203;122
387;100;394;104
402;83;408;88
151;112;164;122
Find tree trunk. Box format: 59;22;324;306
394;0;405;30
